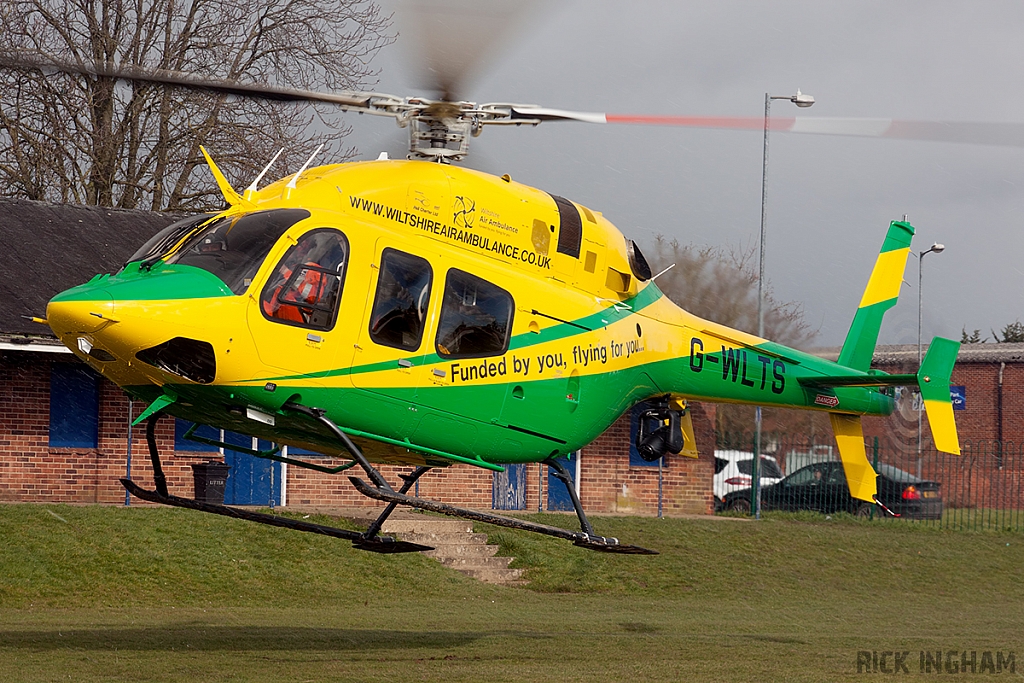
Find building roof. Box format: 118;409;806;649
0;198;175;337
816;342;1024;365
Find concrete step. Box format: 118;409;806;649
457;567;527;584
437;555;514;570
421;543;499;559
381;517;527;586
382;519;473;534
396;532;492;546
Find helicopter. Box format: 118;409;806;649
0;42;968;555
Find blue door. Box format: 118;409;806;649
223;433;283;506
492;463;527;510
547;453;578;511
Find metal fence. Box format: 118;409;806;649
716;432;1024;532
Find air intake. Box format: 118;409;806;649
136;337;216;384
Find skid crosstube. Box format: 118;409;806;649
120;479;433;554
349;477;658;555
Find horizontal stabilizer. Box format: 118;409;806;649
829;413;876;502
810;336;961;458
799;372;916;389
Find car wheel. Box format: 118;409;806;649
854;502;874;519
728;497;752;514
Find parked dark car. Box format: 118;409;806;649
722;460;942;520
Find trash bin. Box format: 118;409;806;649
191;461;231;504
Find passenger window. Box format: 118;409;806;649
261;229;348;330
369;249;433;350
435;269;513;358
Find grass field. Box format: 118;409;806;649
2;503;1022;682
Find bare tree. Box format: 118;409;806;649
648;236;817;349
0;0;392;210
646;237;827;446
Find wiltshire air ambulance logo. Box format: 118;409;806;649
453;196;476;229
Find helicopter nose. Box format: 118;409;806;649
47;288;116;337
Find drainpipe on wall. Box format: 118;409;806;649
997;362;1005;469
538;463;543;512
124;398;133;506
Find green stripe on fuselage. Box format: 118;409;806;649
256;282;666;383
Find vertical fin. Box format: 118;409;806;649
918;337;962;455
838;220;914;371
829;413;876;502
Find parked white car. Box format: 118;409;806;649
713;450;784;509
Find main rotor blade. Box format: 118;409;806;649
0;53;386;110
508;106;1024;147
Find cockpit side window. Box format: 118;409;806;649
261;229;349;331
435;269;513;359
164;208;310;294
369;249;433;351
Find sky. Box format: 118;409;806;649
340;1;1024;348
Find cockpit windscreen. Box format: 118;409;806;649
163;209;310;294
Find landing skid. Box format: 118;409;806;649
121;479;432;553
131;406;658;556
285;401;659;555
350;478;658;555
121;415;432;554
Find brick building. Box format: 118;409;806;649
819;343;1024;452
0;198;716;516
0;349;717;517
853;343;1024;511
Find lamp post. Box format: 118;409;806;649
917;241;945;478
752;89;814;519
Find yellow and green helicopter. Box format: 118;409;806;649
3;52;964;555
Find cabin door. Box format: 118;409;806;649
246;228;349;377
350;243;436;436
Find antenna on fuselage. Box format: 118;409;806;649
651;263;676;281
287;144;324;190
245;148;284;199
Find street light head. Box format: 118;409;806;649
792;89;815;108
931;243;945;254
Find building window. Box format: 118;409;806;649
435;269;513;358
49;363;100;448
